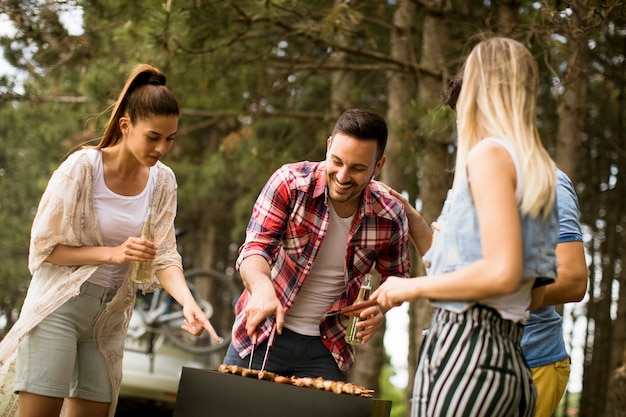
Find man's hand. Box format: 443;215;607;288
244;281;284;337
349;305;385;345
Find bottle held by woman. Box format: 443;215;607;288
130;207;153;285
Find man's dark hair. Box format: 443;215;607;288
332;109;388;161
440;77;463;110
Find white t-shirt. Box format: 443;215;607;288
85;149;157;288
284;201;353;336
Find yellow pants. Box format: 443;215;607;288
531;357;571;417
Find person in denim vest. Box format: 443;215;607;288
437;74;588;417
372;37;559;416
389;165;587;417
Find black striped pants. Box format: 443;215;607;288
411;305;536;417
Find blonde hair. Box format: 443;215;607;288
455;37;556;218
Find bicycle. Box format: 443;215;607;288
125;268;240;369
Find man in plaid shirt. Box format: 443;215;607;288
223;109;430;380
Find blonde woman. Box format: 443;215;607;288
372;37;559;416
0;64;221;417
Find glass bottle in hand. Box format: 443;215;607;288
130;207;153;285
345;273;372;345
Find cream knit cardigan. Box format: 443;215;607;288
0;149;182;417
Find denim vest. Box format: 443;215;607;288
423;140;559;322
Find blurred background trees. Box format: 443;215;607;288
1;1;624;416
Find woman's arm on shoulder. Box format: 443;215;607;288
386;187;433;256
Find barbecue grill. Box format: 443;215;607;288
174;367;392;417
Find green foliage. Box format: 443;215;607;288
379;361;407;417
1;2;625;410
0;101;85;336
555;391;580;417
67;1;384;254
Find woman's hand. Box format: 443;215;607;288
111;236;157;264
181;300;222;342
370;276;417;311
157;266;222;343
382;184;433;256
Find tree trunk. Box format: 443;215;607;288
380;0;421;409
494;0;522;36
605;20;626;417
553;1;590;183
608;344;626;417
406;1;456;415
332;0;385;392
382;0;417;191
580;188;619;417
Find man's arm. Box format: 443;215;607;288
537;169;588;308
239;254;285;336
538;240;588;307
235;166;295;337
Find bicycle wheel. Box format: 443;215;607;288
162;268;240;354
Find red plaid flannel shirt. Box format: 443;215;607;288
232;161;410;373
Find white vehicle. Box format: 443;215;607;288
119;269;239;409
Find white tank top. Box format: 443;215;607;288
85;149;157;288
283;201;353;336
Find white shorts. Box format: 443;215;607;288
15;281;119;402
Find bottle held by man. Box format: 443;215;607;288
345;273;372;345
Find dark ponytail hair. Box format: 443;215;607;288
96;64;180;148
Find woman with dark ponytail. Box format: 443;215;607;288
0;64;221;417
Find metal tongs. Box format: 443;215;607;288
248;320;277;371
319;298;378;321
